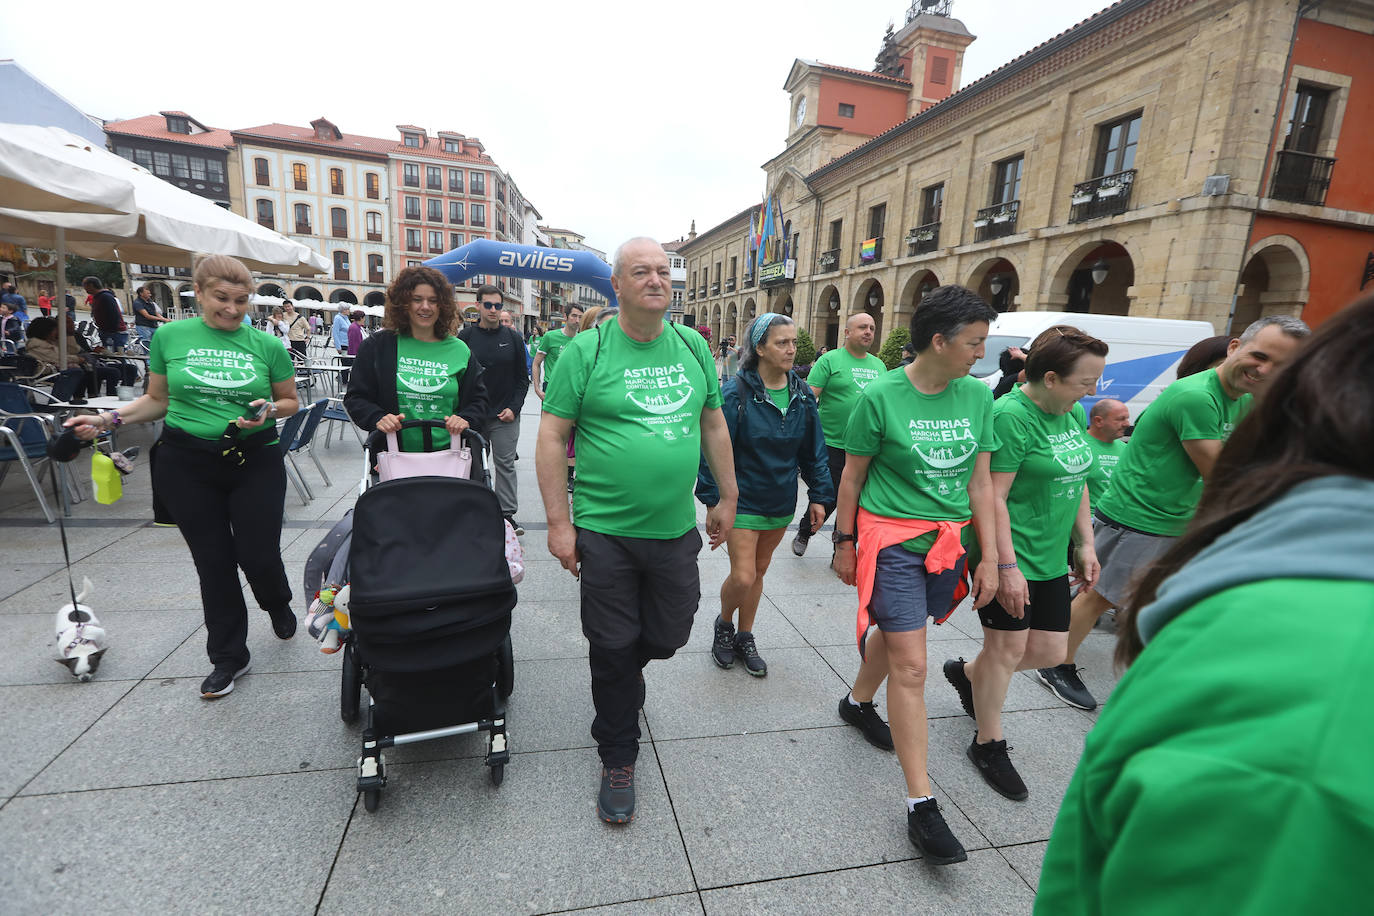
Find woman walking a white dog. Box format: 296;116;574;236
66;254;300;699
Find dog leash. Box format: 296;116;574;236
49;445;82;614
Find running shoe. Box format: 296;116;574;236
1035;663;1098;711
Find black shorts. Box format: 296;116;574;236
977;575;1071;632
576;527;703;650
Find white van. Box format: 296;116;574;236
972;312;1216;421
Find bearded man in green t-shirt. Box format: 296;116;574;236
536;237;737;826
532;305;583;397
1037;316;1310;712
791;311;881;557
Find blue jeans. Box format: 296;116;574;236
100;331;128;350
135;325;155;346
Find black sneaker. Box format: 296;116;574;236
734;631;767;677
967;736;1029;800
791;531;810;557
908;798;968;865
506;517;526;537
597;765;635;824
1034;663;1098;711
567;471;575;494
942;657;975;720
200;662;250;699
267;606;297;640
711;616;736;669
837;695;893;750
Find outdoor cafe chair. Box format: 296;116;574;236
321;397;362;449
286;398;332;493
0;381;64;523
275;408;312;505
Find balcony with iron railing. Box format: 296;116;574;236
905;221;940;255
725;277;736;292
1069;169;1136;223
698;285;707;297
742;272;755;289
817;248;840;272
710;282;720;296
974;200;1019;242
1269;150;1335;206
688;289;696;301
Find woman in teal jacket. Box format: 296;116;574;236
697;312;832;677
1037;295;1374;914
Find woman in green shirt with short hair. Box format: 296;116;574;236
942;325;1105;802
66;254;301;700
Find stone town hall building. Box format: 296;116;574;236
680;0;1374;351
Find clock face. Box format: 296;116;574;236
795;96;807;127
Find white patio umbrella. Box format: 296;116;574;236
0;124;138;217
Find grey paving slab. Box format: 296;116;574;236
510;599;589;660
926;707;1091;847
0;609;195;687
149;622;349;677
0;680;132;800
320;747;696;915
1000;840;1048;892
0;770;352;914
699;850;1034;915
511;562;583;601
815;638;1068;724
21;669;360;794
773;591;968;648
0;560;66;601
81;525;192;563
550;892;704;915
682;591;809;653
644;646;849;741
0;561;213;614
656;728;988;887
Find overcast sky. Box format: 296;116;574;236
2;0;1111;255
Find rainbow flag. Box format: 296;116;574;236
860;237;878;261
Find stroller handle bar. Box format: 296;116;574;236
367;419;489;455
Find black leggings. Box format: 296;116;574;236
154;438;292;669
797;445;847;538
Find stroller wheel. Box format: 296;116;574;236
340;639;360;724
496;634;514;700
489;764;504;787
362;788;381;812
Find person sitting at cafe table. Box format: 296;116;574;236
22;317;131;399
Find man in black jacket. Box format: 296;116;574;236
460;285;531;535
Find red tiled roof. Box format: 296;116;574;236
388;135;496;165
812;61;911;87
233;122;395;157
105;114;233;149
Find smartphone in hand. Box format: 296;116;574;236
241;401;271;423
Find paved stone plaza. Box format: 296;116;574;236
0;400;1121;914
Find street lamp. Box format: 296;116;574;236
829;290;840;311
867;287;880;308
1091;258;1110;285
989;274;1006;297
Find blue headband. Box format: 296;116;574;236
750;312;783;349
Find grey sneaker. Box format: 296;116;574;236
791;531;810;557
711;616;736;669
734;631;767;677
1034;663;1098;711
505;517;525;537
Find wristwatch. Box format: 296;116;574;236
832;530;856;545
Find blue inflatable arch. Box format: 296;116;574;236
425;239;617;308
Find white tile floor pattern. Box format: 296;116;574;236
0;401;1120;914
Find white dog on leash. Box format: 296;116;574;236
54;577;108;682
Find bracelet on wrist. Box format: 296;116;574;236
997;562;1018;570
105;411;123;429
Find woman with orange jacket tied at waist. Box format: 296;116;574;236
832;285;1002;866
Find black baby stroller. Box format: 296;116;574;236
306;420;516;812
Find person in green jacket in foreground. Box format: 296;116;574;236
1036;295;1374;914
